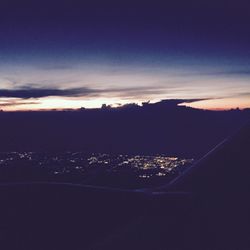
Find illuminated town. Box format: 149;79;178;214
0;152;193;189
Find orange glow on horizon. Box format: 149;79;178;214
1;96;250;112
184;97;250;110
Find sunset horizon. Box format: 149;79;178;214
1;97;250;112
1;1;250;112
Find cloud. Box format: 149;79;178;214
236;92;250;97
217;69;250;76
177;98;210;103
197;69;250;77
0;85;172;99
0;84;225;107
0;87;100;99
0;101;40;107
161;98;212;106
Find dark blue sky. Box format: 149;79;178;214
1;0;250;110
1;0;250;57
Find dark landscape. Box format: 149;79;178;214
0;117;249;250
1;100;249;158
0;102;249;249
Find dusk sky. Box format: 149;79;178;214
1;0;250;110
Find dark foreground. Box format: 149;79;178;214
0;122;249;250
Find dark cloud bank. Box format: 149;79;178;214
0;87;97;99
0;86;210;110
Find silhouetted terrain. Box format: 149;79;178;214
0;122;249;250
0;100;249;158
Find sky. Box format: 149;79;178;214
0;0;250;111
